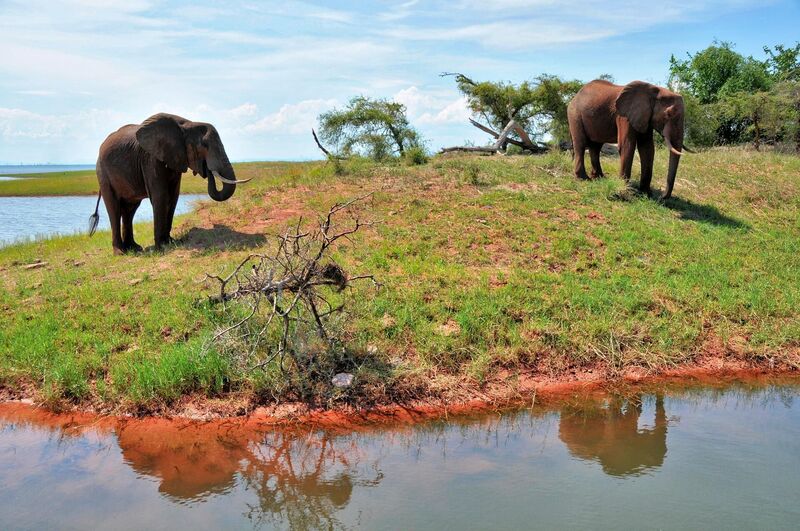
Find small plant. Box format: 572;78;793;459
403;145;429;165
465;163;481;185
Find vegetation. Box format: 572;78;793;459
0;168;207;196
670;41;800;149
1;149;799;413
317;96;424;160
444;72;584;145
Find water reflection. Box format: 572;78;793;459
558;394;668;477
1;382;799;530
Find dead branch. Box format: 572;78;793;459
311;129;347;160
441;118;548;155
203;195;379;372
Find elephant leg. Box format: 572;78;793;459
100;184;124;255
637;134;655;196
571;133;590;181
617;127;637;184
588;143;604;179
120;200;142;252
152;195;172;250
165;176;181;243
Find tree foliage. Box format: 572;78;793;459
318;97;423;160
670;41;800;150
444;72;582;145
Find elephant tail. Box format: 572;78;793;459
88;191;101;236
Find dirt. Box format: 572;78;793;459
2;355;797;430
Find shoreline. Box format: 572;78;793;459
2;357;798;430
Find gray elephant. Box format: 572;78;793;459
567;80;689;199
90;113;249;255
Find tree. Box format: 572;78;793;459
318;97;422;160
670;41;799;150
669;41;771;103
772;81;800;151
764;43;800;82
443;72;582;146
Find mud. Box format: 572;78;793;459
2;357;798;430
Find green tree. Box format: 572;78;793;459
318;96;422;160
443;72;582;145
764;43;800;81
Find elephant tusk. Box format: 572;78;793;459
212;171;252;185
682;145;696;154
668;146;684;156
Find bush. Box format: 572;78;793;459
403;145;429;165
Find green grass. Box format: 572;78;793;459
1;149;799;411
0;168;208;196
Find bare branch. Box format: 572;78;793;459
203;196;378;374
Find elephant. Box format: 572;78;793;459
89;113;250;255
558;394;668;477
567;80;688;199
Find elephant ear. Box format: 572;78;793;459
135;114;189;173
615;81;659;134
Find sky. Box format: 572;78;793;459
0;0;798;164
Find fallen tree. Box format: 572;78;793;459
440;118;549;154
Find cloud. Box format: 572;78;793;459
418;97;471;125
244;99;339;134
0;108;67;138
384;22;616;50
393;86;471;125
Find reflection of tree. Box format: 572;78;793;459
112;420;383;528
243;432;383;529
558;394;668;477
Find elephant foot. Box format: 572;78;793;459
575;171;591;181
126;242;143;253
591;171;605;179
113;247;125;256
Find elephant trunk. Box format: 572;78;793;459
662;122;683;200
206;159;237;202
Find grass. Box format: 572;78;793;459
1;149;799;412
0;168;208;196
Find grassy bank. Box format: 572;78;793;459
1;149;799;413
0;167;209;196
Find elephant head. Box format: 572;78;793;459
135;113;250;202
615;81;686;199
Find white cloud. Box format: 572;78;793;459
383;22;616;51
244;99;339;135
393;86;471;125
0;108;67;138
418;97;471;125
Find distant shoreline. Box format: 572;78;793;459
0;164;96;175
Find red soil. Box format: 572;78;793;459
2;356;797;431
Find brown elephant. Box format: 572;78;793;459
90;113;250;255
558;394;668;477
567;80;688;199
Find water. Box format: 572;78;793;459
1;380;798;530
0;164;95;175
0;195;205;247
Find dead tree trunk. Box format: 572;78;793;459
440;119;548;154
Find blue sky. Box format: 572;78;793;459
0;0;798;163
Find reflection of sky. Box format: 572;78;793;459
1;384;799;529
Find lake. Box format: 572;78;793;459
1;379;798;530
0;164;95;175
0;195;205;247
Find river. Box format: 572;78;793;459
0;195;205;248
1;379;798;530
